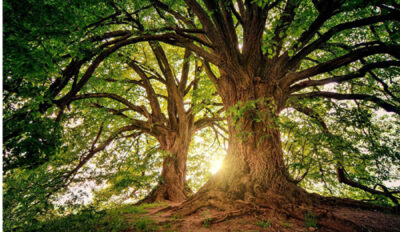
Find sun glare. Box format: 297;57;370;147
210;158;223;174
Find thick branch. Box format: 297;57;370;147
183;0;218;43
70;93;150;117
292;0;343;51
290;61;400;92
284;44;400;85
287;12;400;70
178;49;191;94
152;0;195;27
127;61;164;120
194;116;225;131
55;33;186;107
292;91;400;114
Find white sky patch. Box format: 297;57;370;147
385;179;400;188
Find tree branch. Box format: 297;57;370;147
293;104;399;205
287;12;400;70
89;103;131;119
70;92;151;118
127;60;164;120
178;49;191;94
194;116;225;132
283;44;400;86
291;91;400;114
55;33;188;108
63;125;142;185
290;61;400;92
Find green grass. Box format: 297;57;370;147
132;216;158;232
282;221;292;228
305;211;318;228
24;202;164;232
201;210;212;228
203;218;212;228
254;219;271;229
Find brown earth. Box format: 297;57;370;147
123;201;400;232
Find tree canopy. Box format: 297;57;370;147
3;0;400;231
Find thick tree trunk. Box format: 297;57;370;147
139;134;193;203
201;119;304;202
176;73;310;215
142;149;190;203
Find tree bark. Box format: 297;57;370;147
140;138;192;203
139;121;195;203
176;71;310;216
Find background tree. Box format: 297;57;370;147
3;1;225;228
61;41;224;202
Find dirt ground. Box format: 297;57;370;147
123;202;400;232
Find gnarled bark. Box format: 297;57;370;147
174;73;310;214
139;135;193;203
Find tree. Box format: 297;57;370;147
4;0;400;230
62;42;223;202
82;0;400;227
118;0;400;216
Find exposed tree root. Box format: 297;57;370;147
157;186;399;232
135;183;192;205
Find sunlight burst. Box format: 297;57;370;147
210;158;223;174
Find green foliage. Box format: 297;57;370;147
4;0;400;230
202;210;212;228
132;216;159;232
281;96;400;206
304;211;318;228
3;108;62;171
254;219;271;229
228;98;277;127
5;203;164;232
3;153;73;231
28;207;127;232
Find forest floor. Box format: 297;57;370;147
122;202;400;232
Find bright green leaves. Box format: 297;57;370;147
281;97;400;205
228;97;277;126
251;0;269;9
227;97;278;142
3;0;114;172
3;152;72;231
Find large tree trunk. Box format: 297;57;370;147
139;134;193;203
171;72;396;232
176;73;310;215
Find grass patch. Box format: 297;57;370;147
202;218;212;228
282;221;292;228
30;207;127;232
305;210;318;228
202;210;212;228
132;216;158;232
254;219;271;229
26;202;165;232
